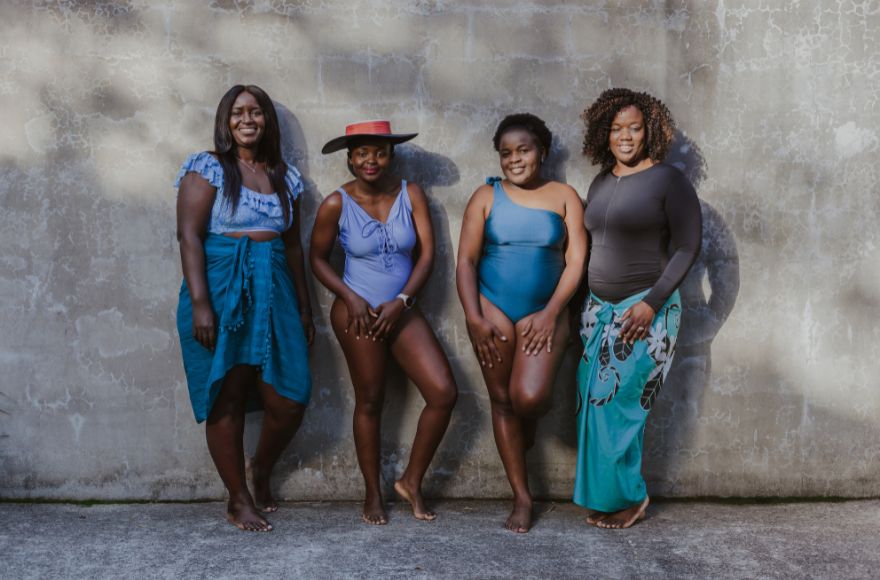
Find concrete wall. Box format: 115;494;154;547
1;1;878;500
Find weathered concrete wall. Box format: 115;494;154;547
1;1;878;500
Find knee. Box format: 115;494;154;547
510;389;551;418
355;395;384;418
426;383;458;413
264;398;306;424
488;393;515;417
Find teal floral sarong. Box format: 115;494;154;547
573;288;681;512
177;234;311;423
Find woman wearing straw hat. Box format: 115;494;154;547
310;120;458;525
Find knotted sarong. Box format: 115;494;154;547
573;288;681;511
177;234;311;422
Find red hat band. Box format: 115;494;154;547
345;120;393;136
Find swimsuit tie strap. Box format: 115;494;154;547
361;220;397;270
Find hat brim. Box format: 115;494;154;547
321;133;418;155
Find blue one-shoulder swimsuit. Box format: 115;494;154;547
478;178;566;323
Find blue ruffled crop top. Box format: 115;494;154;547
175;151;304;234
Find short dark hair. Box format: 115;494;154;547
581;88;675;170
213;84;291;223
492;113;553;154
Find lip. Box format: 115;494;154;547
362;166;380;175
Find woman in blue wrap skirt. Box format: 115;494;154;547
176;85;313;532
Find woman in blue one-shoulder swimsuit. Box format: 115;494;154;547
457;114;588;533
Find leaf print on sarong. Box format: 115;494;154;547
589;365;621;407
599;338;611;367
640;365;664;410
640;347;677;411
613;332;634;361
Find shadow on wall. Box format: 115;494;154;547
380;144;469;497
541;140;571;185
644;131;741;494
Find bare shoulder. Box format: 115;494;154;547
470;183;495;203
544;180;579;199
317;190;343;218
405;180;428;205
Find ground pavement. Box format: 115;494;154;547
1;500;877;578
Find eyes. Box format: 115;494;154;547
231;107;263;120
499;145;536;158
610;124;643;133
352;147;390;160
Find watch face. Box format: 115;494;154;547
405;296;416;308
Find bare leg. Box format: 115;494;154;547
251;377;307;513
509;307;571;420
389;308;458;521
331;298;390;525
476;296;533;533
205;365;272;532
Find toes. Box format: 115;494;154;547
362;514;388;525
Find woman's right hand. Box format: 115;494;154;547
192;300;216;351
465;316;508;368
344;292;376;339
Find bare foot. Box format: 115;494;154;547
505;498;533;533
394;480;437;521
226;498;273;532
596;497;649;530
362;495;388;525
585;510;609;526
252;467;278;514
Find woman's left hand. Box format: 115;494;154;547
370;298;406;341
618;301;655;344
520;307;560;356
301;310;315;346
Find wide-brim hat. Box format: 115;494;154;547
321;120;418;154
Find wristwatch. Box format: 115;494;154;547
396;293;416;310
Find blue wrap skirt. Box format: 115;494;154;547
177;234;311;423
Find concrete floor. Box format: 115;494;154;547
1;500;877;579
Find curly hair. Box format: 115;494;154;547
581;88;675;170
493;113;553;154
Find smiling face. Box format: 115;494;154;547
608;105;649;169
347;139;393;183
228;91;265;149
498;127;543;186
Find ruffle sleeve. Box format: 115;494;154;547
284;163;305;201
175;151;224;191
